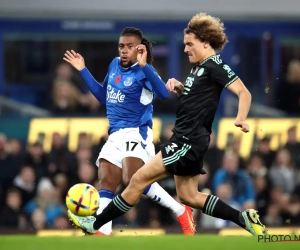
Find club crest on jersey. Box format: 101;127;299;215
124;77;133;87
197;68;204;76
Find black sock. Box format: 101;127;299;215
202;195;245;228
93;194;133;230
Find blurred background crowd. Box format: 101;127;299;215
0;0;300;233
1;123;300;231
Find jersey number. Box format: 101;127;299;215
126;141;138;151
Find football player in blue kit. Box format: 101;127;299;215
67;14;268;236
63;27;195;236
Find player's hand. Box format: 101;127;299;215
63;50;86;71
166;78;184;96
234;120;250;133
136;44;147;67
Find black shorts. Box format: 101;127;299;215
160;134;210;176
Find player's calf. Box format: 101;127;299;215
201;194;267;235
177;192;207;208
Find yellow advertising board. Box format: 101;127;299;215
28;117;300;157
28;118;162;152
217;118;300;158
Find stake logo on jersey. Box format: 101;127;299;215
104;57;159;135
107;85;125;103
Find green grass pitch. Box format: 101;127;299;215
0;235;299;250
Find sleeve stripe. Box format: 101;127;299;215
224;76;238;88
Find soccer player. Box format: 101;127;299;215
68;14;267;235
63;27;195;236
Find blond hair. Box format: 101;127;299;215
184;13;228;51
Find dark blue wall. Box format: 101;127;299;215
1;18;299;115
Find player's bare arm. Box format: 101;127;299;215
166;78;184;95
63;49;106;104
63;50;85;71
227;78;252;133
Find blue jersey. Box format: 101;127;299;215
80;57;169;140
104;57;157;136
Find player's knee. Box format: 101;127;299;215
129;172;145;191
122;167;136;186
122;174;131;186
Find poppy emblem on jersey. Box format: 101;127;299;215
197;68;204;77
124;77;133;87
115;75;121;83
193;66;199;75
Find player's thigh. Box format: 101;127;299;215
97;133;123;191
122;129;150;163
122;157;144;186
97;132;123;169
121;129;153;184
98;159;122;192
130;152;169;190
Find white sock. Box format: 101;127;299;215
97;189;114;235
143;182;185;216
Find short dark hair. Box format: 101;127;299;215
6;187;21;197
184;13;228;51
120;27;154;65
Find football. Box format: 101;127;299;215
66;183;99;216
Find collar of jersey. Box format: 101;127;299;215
118;57;139;71
196;54;218;66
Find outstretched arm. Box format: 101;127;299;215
79;68;107;105
63;50;106;105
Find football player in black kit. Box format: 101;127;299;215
68;13;267;236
